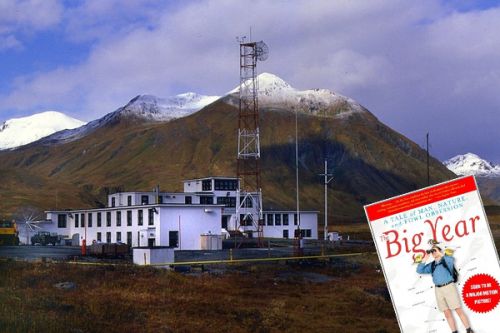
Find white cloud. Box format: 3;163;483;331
0;34;22;51
0;0;499;161
0;0;62;53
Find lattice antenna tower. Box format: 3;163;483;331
235;37;268;244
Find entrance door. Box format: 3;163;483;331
221;216;228;229
169;231;179;248
148;238;155;247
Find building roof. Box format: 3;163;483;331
46;203;225;214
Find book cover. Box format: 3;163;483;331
365;175;500;332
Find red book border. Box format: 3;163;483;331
365;175;477;221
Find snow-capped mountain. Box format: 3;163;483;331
119;93;220;121
0;111;86;150
19;73;364;148
227;72;366;117
444;153;500;178
37;92;220;145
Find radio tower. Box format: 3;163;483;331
236;38;268;245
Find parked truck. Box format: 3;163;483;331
31;231;58;246
0;220;19;246
89;242;130;258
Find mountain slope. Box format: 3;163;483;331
0;88;455;223
0;111;85;150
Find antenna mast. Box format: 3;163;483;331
235;37;268;245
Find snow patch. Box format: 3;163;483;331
444;153;500;178
0;111;86;150
119;93;219;121
228;72;365;117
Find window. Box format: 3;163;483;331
75;214;79;228
283;214;289;226
97;232;102;242
148;209;154;225
169;231;179;248
138;210;143;226
106;232;111;243
200;196;213;205
294;214;298;225
214;179;238;191
216;197;236;207
116;232;121;242
57;214;67;228
185;196;192;204
127;211;132;226
266;214;273;226
127;232;132;245
81;213;85;227
88;213;93;227
141;195;149;205
106;212;111;227
97;212;102;227
127;195;132;206
300;229;312;238
111;197;115;207
116;211;121;226
202;179;212;191
240;214;252;226
275;214;281;226
240;196;253;208
283;230;289;239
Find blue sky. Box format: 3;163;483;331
0;0;499;163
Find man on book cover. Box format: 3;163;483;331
417;243;473;333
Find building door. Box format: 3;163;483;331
221;216;228;229
148;238;155;247
169;231;179;248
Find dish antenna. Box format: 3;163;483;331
15;209;43;245
255;40;269;61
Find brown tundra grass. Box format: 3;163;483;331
0;254;398;333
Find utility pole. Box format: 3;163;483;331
319;159;334;240
295;107;300;230
426;133;430;186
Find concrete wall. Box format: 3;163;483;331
45;205;222;250
133;247;175;265
159;206;221;250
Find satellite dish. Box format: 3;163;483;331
16;211;43;245
255;41;269;61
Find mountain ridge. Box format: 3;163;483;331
0;94;455;222
444;153;500;178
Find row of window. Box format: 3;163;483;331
57;209;155;229
266;213;299;226
282;229;312;239
202;179;238;191
96;231;132;244
112;195;152;207
92;231;179;247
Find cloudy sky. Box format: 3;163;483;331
0;0;499;163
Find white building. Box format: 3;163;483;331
43;176;318;249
